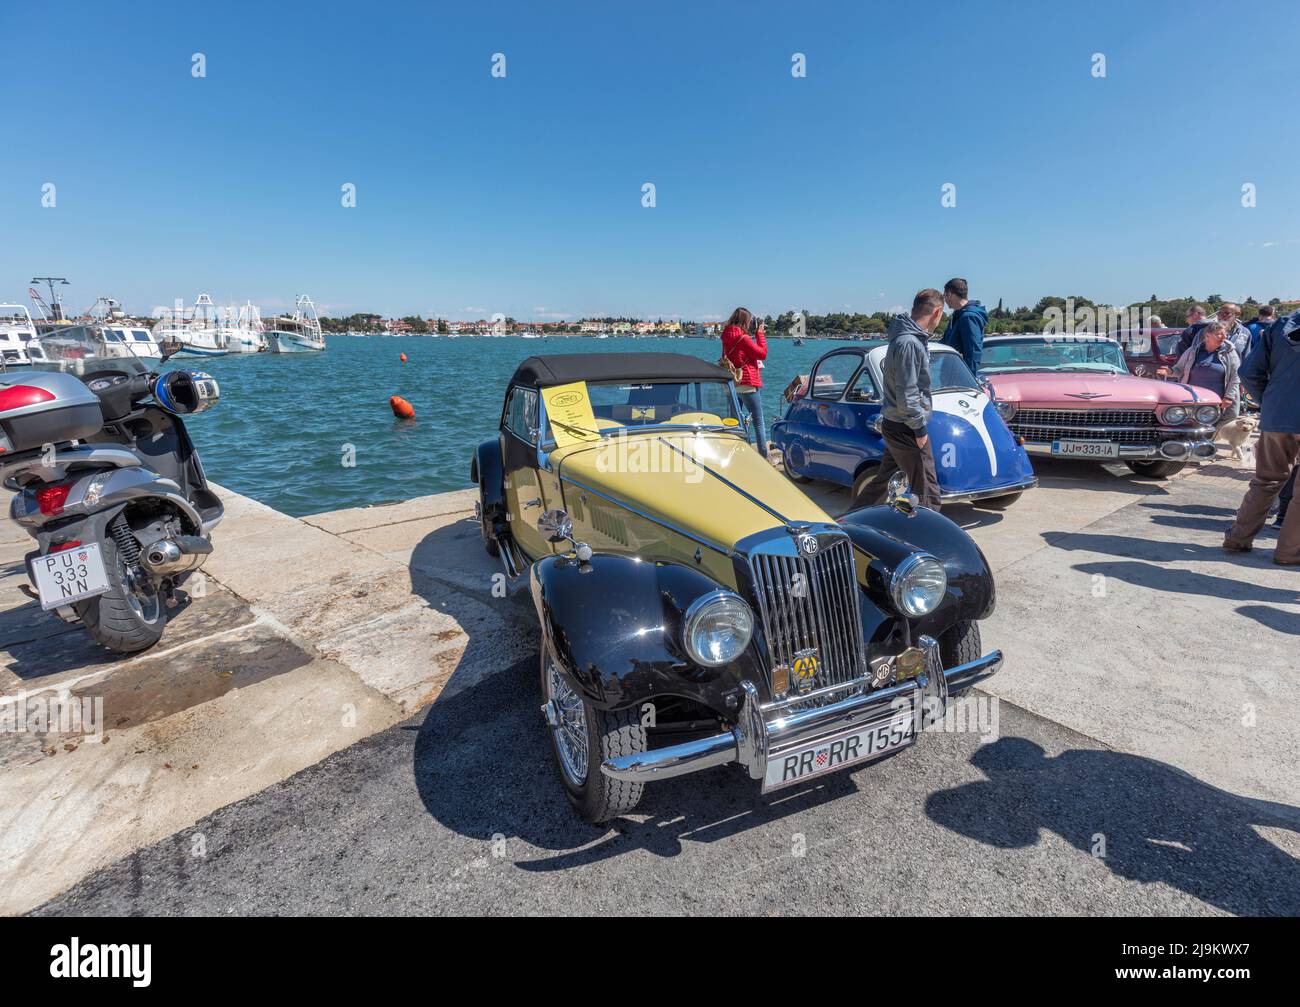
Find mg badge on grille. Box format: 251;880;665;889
792;648;820;693
796;533;819;556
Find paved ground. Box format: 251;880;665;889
7;453;1300;915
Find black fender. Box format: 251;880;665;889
839;503;995;639
470;437;506;534
530;553;763;716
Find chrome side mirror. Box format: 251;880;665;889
538;509;593;562
886;472;919;517
538;509;573;543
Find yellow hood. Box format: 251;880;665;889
553;430;831;549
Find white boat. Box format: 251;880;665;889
265;295;325;353
81;297;165;364
221;302;267;353
102;324;163;364
153;293;230;357
0;303;39;368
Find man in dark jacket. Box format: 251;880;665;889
941;277;988;374
855;288;945;510
1224;308;1300;565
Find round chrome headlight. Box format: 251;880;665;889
683;591;754;667
890;554;947;617
994;400;1017;422
1194;404;1220;426
1162;405;1189;425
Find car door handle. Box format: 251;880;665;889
523;498;542;508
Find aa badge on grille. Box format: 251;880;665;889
792;648;820;692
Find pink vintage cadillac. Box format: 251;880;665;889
979;334;1221;477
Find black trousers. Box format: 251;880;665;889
855;419;942;511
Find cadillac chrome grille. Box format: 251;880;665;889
1015;408;1156;427
1011;408;1159;446
747;535;866;705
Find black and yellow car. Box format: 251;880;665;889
471;353;1002;822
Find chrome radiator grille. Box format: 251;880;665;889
1011;408;1159;446
1015;408;1156;427
747;536;866;702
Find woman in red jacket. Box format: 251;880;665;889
720;307;769;458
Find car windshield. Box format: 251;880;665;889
931;352;980;391
549;379;740;437
1156;333;1181;356
980;338;1128;375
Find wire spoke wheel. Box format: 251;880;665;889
546;658;588;786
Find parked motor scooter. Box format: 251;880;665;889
2;327;222;652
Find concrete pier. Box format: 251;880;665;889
3;454;1298;915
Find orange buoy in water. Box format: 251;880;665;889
390;395;415;419
399;353;407;362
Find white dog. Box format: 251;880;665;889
1218;415;1258;461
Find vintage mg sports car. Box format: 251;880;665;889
772;342;1037;508
981;334;1222;478
471;353;1002;822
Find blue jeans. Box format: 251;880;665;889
739;390;767;458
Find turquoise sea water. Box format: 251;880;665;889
181;335;840;517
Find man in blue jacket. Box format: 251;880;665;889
1224;308;1300;565
941;278;988;374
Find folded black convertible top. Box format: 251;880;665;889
510;352;731;388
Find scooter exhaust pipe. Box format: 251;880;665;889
142;535;213;576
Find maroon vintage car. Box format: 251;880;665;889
1115;327;1185;378
980;334;1222;478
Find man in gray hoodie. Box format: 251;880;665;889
1224;307;1300;565
855;288;945;510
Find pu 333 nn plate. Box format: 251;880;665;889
31;544;110;610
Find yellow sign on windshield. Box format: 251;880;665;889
543;381;600;447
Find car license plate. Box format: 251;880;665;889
1051;439;1119;459
31;544;111;610
763;708;916;792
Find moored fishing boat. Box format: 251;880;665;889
89;298;164;364
222;302;267;353
0;303;39;368
265;295;325;353
153;294;230;357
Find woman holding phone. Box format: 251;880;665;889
720;307;769;458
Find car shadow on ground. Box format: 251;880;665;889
410;651;909;868
925;737;1300;916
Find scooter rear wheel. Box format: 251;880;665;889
73;532;166;653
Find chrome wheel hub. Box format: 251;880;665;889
544;659;588;786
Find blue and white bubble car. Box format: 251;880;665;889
772;342;1037;508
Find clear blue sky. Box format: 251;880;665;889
4;0;1297;321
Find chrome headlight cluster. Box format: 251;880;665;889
1162;405;1189;425
890;554;947;617
994;400;1017;422
684;591;753;666
1194;404;1220;426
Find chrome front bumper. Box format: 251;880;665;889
940;478;1038;504
601;643;1003;784
1020;433;1218;462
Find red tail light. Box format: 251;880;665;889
0;385;56;412
36;483;73;516
49;539;82;552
